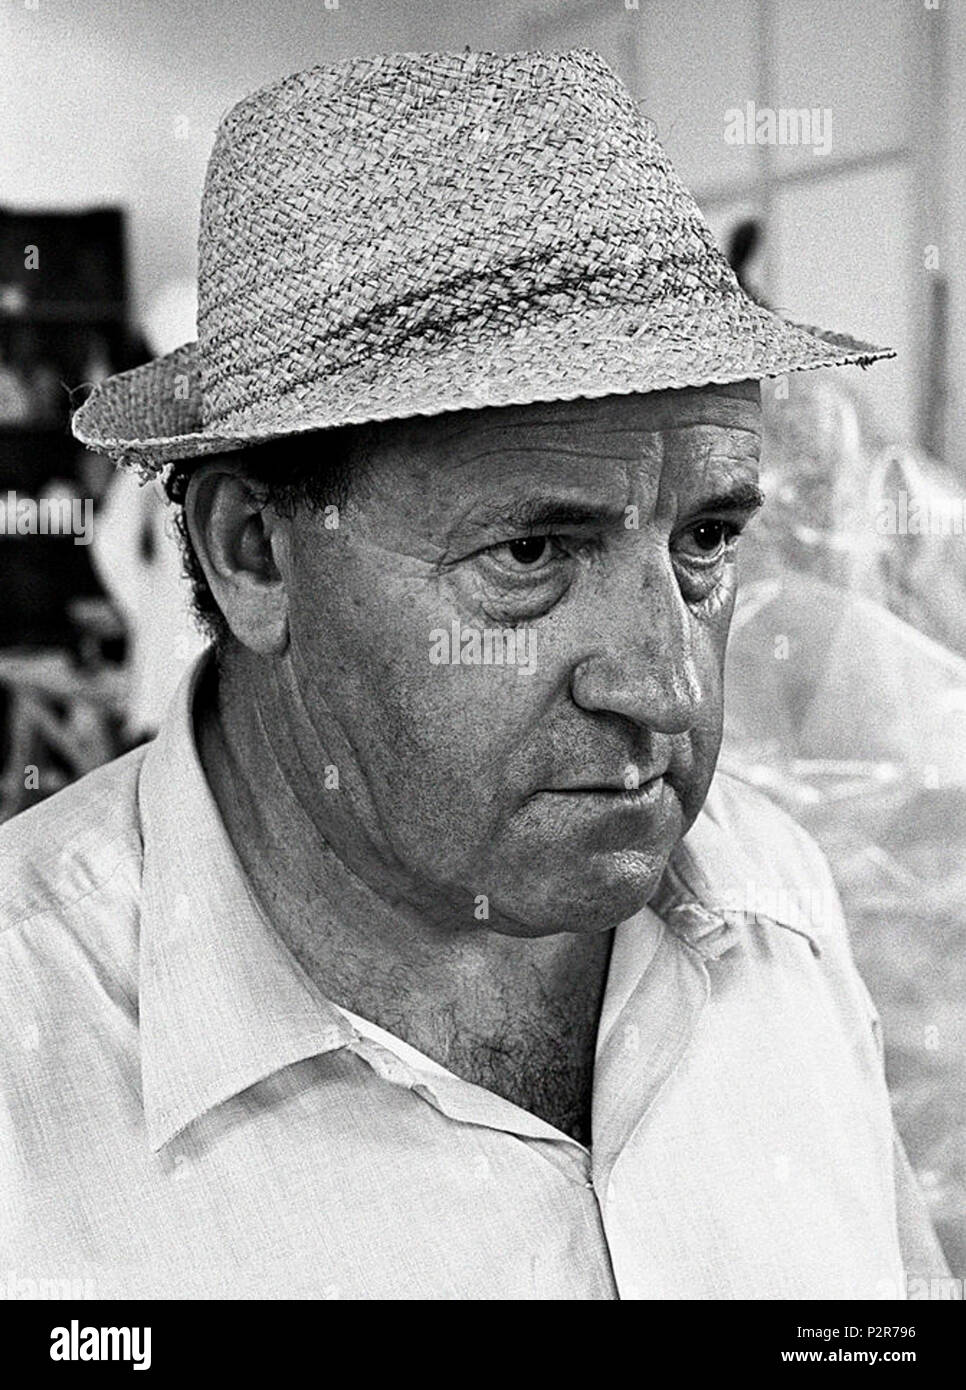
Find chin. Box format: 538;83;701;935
487;847;671;938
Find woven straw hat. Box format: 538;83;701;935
72;49;892;479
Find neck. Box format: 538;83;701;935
195;652;613;1053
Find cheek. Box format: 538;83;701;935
693;561;738;682
288;564;542;859
674;603;733;816
362;661;549;872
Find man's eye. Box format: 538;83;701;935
676;519;741;560
506;536;552;565
486;534;567;570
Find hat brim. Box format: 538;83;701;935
71;300;894;478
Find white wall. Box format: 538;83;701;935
0;0;547;323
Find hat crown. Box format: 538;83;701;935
71;49;890;473
196;49;732;429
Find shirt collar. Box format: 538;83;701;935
651;781;824;962
137;654;356;1151
137;654;820;1151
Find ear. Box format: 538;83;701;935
183;459;290;655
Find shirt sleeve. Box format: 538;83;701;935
713;773;958;1295
800;826;957;1295
891;1130;958;1292
841;916;956;1293
800;822;956;1294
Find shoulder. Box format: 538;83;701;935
0;748;152;1175
0;744;147;933
701;767;884;1043
699;767;856;962
703;767;836;894
0;746;149;1027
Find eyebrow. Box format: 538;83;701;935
690;481;767;516
454;482;766;540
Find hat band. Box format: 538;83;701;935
199;250;726;428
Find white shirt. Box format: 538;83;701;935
0;658;949;1299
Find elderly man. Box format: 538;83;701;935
0;50;951;1300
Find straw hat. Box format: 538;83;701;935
72;49;893;480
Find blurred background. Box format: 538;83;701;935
1;0;964;1279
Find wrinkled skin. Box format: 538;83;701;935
249;381;764;940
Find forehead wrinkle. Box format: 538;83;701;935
444;441;644;472
429;417;658;469
654;442;761;523
430;417;760;479
662;421;761;472
390;390;760;476
655;420;761;437
370;401;760;541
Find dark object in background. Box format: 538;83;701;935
0;205;147;648
0;428;100;649
725;217;768;307
0;207;126;309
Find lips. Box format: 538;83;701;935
531;778;669;836
542;771;668;795
532;775;669;819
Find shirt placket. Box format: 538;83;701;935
590;915;719;1298
328;902;732;1300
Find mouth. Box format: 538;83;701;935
535;773;667;808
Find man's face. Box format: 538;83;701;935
281;382;763;937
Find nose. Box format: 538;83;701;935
570;555;705;735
